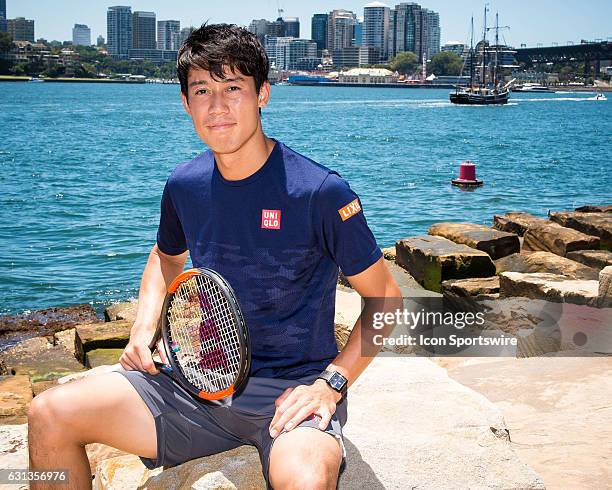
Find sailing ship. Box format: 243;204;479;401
450;9;513;105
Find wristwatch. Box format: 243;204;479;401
317;370;348;400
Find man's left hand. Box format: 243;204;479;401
269;379;341;438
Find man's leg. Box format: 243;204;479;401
28;372;157;490
268;427;343;490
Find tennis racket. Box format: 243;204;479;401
149;268;250;406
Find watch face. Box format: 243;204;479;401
329;372;346;390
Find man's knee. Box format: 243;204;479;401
28;387;75;442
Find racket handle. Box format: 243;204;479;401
154;360;173;374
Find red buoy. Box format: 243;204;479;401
452;160;483;187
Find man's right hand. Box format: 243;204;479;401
119;328;160;375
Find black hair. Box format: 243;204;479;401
177;23;269;100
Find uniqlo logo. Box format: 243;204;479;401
338;198;361;221
261;209;281;229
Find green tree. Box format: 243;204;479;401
428;52;463;76
389;51;418;76
0;31;13;53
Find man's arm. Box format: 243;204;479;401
119;244;188;374
269;257;401;437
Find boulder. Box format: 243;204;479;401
396;235;496;292
575;204;612;213
104;300;138;323
441;276;500;312
0;376;32;424
76;320;132;351
549;211;612;250
0;304;99;335
55;327;85;364
495;251;599;280
0;336;86;380
86;443;129;477
86;349;124;369
499;272;599;306
381;246;396;261
493;212;547;236
523;221;600;256
566;249;612;271
598;266;612;308
94;454;162;490
429;222;520;259
446;356;612;489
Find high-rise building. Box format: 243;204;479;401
72;24;91;46
327;10;357;52
107;6;132;59
0;0;6;33
157;20;180;50
363;2;390;61
441;41;465;57
283;17;300;38
7;17;34;42
132;11;156;49
179;26;195;46
97;35;105;46
311;14;328;53
388;2;439;61
354;20;363;47
421;8;440;59
266;37;316;70
248;19;269;44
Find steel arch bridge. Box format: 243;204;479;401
515;41;611;74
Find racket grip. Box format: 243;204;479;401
154;360;173;374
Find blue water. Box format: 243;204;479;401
0;83;610;315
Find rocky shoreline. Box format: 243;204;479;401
0;204;611;488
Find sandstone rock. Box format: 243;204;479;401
381;246;396;260
86;349;124;369
441;276;500;312
575;204;612;213
104;300;138;323
76;320;132;351
0;336;86;380
446;356;612;488
549;211;612;250
566;249;612;270
493;212;547;236
0;376;32;424
55;327;85;364
31;379;58;396
0;304;99;334
0;424;28;490
142;446;265;490
523;221;600;256
429;222;520;259
86;443;129;477
191;471;237;490
495;251;599;280
598;266;612;308
94;454;162;489
396;235;496;292
499;272;599;306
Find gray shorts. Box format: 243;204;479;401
118;369;348;488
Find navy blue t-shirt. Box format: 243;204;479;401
157;140;382;379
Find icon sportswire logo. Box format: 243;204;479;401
338;198;361;221
261;209;281;229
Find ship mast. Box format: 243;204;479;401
481;5;487;85
469;16;475;88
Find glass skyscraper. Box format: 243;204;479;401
107;6;132;59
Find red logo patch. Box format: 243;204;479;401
261;209;281;230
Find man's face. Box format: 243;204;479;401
181;66;270;155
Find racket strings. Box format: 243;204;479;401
167;275;242;394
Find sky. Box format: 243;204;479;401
7;0;612;48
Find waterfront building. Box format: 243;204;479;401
248;19;269;43
265;37;316;70
333;46;380;68
128;48;177;64
388;3;440;61
311;14;328;53
7;17;34;42
442;41;466;57
265;36;292;70
132;11;156;49
97;35;105;46
157;20;180;50
72;24;91;46
363;1;390;62
0;0;6;33
338;67;397;83
354;20;363;47
107;6;132;59
283;17;300;38
327;10;357;52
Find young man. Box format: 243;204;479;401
28;24;401;490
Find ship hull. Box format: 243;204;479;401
450;90;509;105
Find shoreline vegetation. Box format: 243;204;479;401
1;74;611;91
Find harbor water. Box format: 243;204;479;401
0;83;610;315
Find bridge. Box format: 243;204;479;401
515;41;611;75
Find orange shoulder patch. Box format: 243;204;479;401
338;198;362;221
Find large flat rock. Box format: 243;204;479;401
493;212;547;236
104;300;138;323
575;204;612;213
496;251;599;280
76;320;132;351
446;356;612;489
566;249;612;270
0;304;99;335
550;211;612;250
599;266;612;308
499;272;599;306
396;235;496;292
429;222;520;259
523;221;600;256
441;276;499;313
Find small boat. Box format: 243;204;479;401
511;83;552;93
595;93;607;100
29;77;44;83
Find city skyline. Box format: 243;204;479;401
5;0;612;48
